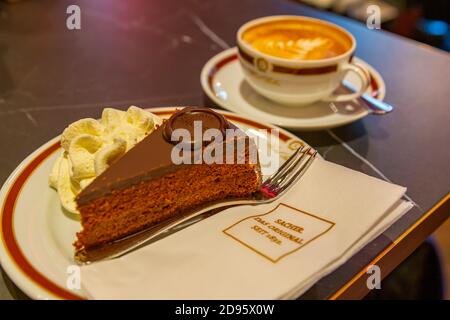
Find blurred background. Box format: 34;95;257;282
298;0;450;51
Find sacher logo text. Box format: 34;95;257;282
223;203;335;262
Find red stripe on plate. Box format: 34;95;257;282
1;141;83;300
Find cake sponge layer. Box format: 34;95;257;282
75;163;260;250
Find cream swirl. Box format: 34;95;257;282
49;106;162;214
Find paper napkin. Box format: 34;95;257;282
80;158;412;299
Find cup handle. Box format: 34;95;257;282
323;62;370;102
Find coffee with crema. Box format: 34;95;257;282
242;19;352;61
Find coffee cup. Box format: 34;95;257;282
237;15;370;106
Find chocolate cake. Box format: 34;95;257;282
75;107;261;252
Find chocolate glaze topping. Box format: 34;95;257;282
76;107;234;205
163;107;227;146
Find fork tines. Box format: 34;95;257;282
262;146;317;195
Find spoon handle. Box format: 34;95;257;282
343;80;394;115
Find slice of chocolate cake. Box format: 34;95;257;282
75;107;261;253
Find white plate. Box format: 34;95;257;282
0;106;315;300
201;47;386;130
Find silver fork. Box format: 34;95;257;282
77;146;317;264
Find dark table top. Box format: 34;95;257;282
0;0;449;300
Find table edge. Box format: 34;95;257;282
329;192;450;300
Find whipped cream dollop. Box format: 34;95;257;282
49;106;162;214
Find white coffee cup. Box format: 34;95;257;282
237;15;370;106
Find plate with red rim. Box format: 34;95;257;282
201;47;386;131
0;106;317;300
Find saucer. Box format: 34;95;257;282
201;47;386;130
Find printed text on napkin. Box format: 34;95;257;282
223;203;335;262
